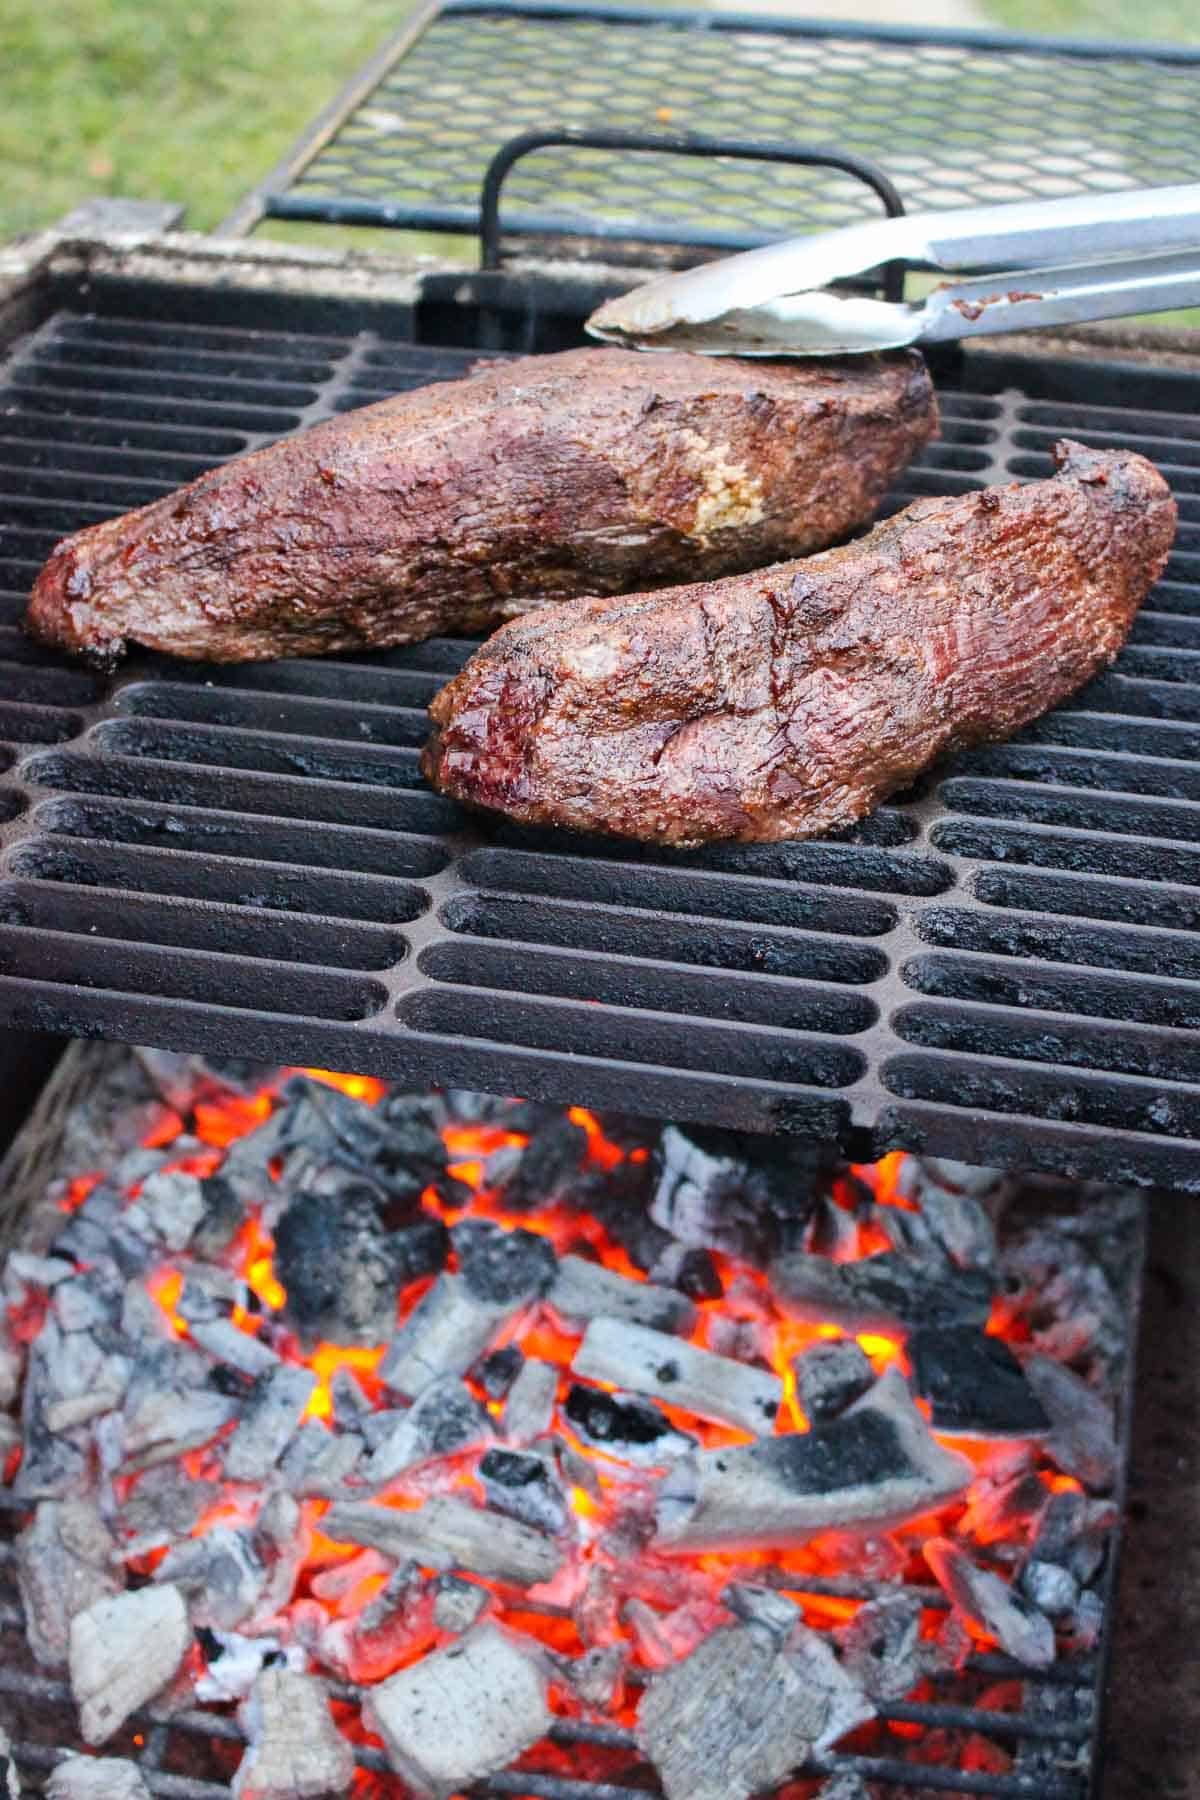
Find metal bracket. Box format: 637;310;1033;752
478;126;907;301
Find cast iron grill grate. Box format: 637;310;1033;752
4;308;1200;1184
253;0;1200;249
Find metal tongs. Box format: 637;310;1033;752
586;184;1200;356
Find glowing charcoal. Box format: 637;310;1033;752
16;1500;121;1670
636;1594;873;1800
365;1622;552;1800
792;1339;875;1426
656;1368;973;1552
322;1496;564;1589
910;1327;1050;1438
223;1365;316;1484
573;1317;782;1436
549;1254;696;1335
46;1757;152;1800
771;1250;992;1337
232;1667;355;1800
69;1583;191;1744
502;1359;558;1445
564;1384;695;1468
362;1377;492;1488
924;1537;1056;1670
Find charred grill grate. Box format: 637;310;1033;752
247;0;1200;250
3;306;1200;1183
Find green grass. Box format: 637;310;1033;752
987;0;1198;40
0;0;408;242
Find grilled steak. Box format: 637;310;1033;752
423;441;1175;846
25;347;935;667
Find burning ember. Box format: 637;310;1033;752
0;1054;1131;1800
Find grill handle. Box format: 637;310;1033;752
478;126;907;299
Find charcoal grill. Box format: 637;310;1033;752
2;39;1200;1785
3;233;1200;1185
0;1038;1147;1800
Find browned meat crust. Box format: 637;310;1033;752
423;441;1176;846
24;347;935;668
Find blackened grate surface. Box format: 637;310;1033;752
262;0;1200;249
5;310;1200;1184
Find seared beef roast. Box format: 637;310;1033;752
423;441;1175;846
25;347;935;667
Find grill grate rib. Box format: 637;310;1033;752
3;311;1200;1180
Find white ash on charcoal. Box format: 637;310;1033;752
362;1375;491;1487
15;1498;122;1667
564;1384;696;1468
1026;1486;1117;1587
910;1326;1050;1438
648;1241;724;1301
194;1628;299;1704
124;1169;207;1252
1000;1196;1135;1375
155;1522;273;1631
114;1341;241;1474
15;1312;129;1496
1021;1354;1118;1491
479;1446;570;1535
650;1124;834;1264
548;1253;696;1334
322;1495;564;1588
835;1591;925;1701
814;1775;875;1800
223;1364;316;1483
656;1368;973;1552
380;1221;555;1399
431;1572;491;1633
573;1317;782;1435
190;1315;280;1380
0;1724;19;1800
563;1642;627;1710
924;1537;1056;1670
115;1461;220;1556
45;1756;152;1800
502;1357;559;1444
365;1621;552;1800
957;1446;1049;1556
272;1184;446;1349
69;1582;191;1744
793;1338;875;1425
233;1666;354;1800
636;1587;874;1800
771;1250;992;1337
279;1418;363;1497
1019;1558;1080;1617
622;1595;724;1668
0;1053;1136;1800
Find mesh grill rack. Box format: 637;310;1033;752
247;0;1200;250
5;306;1200;1185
